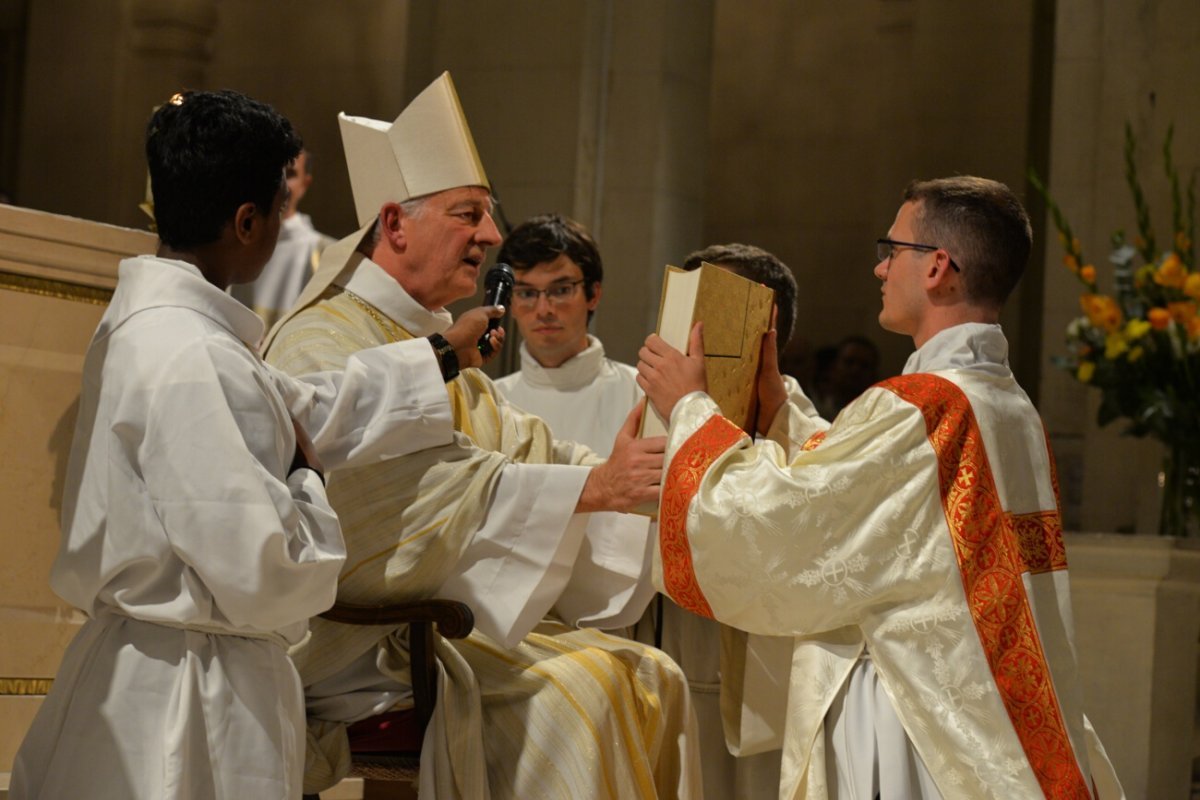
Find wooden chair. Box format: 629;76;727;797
302;598;475;800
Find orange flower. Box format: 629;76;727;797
1154;252;1187;288
1079;264;1096;284
1167;301;1197;326
1177;230;1192;254
1063;254;1079;273
1185;272;1200;301
1080;293;1123;333
1148;307;1172;330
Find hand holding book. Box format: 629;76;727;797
637;321;708;425
755;309;788;436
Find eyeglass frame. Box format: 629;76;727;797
876;238;960;272
511;279;589;307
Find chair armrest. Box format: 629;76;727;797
319;599;474;639
317;598;475;731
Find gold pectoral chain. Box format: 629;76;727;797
342;289;407;344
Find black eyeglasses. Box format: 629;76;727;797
512;279;586;307
876;238;960;272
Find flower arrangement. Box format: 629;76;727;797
1030;123;1199;536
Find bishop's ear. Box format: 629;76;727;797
378;202;408;252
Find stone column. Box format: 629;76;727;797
15;0;217;229
403;0;715;369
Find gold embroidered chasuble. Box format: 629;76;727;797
656;323;1123;800
266;264;701;799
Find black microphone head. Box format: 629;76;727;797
484;262;514;293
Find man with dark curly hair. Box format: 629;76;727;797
494;213;641;456
11;89;498;799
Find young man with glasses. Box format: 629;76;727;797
494;213;642;456
637;176;1122;798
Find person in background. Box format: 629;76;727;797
494;213;641;456
812;334;881;419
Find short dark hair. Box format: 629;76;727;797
682;243;798;351
903;176;1032;308
146;90;301;250
498;214;604;303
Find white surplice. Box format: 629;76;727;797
494;336;641;456
266;256;696;799
11;255;452;800
656;323;1124;800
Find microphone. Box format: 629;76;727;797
477;262;513;357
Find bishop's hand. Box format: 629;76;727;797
443;305;506;369
576;403;665;513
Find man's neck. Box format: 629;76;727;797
155;243;230;289
912;305;999;349
529;337;589;369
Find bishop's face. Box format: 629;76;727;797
398;186;502;309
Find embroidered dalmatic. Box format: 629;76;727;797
266;255;700;799
657;323;1123;800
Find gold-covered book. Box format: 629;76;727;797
641;261;775;438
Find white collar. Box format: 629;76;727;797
111;255;264;346
336;257;453;336
517;335;606;389
903;322;1010;376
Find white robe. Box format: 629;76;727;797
11;255;452;800
267;258;694;798
493;336;641;456
657;323;1124;800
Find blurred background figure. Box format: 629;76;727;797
813;334;880;419
231;148;331;329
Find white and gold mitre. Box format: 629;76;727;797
338;71;490;226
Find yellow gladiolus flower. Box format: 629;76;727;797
1154;253;1187;288
1076;361;1095;382
1149;307;1171;330
1080;293;1123;333
1128;345;1145;362
1124;318;1151;340
1063;254;1079;273
1185;272;1200;301
1079;264;1096;283
1104;332;1128;359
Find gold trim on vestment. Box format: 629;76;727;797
0;677;54;695
0;270;113;305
